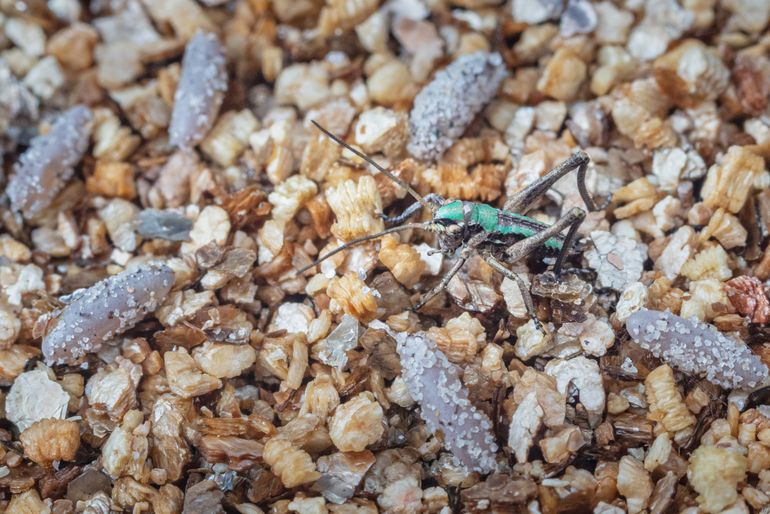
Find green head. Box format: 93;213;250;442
433;200;467;253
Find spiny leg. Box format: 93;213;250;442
381;194;444;224
505;207;586;263
504;151;605;213
296;222;430;274
553;208;586;275
412;255;467;311
504;152;588;212
413;232;488;311
493;207;586;330
483;253;543;332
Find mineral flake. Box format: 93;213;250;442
137;209;193;241
314;451;375;504
7;105;93;218
560;0;598;37
585;231;648;291
0;60;38;133
6;370;70;432
626;309;768;390
42;264;175;365
316;314;360;369
512;0;564;24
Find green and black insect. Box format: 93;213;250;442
298;121;606;328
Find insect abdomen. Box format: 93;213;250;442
493;209;564;251
460;203;564;252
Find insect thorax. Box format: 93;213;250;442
434;200;498;229
434;200;465;224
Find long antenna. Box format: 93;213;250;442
297;222;430;274
311;120;433;212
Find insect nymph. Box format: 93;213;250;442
299;121;605;328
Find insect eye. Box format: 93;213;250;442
446;224;462;234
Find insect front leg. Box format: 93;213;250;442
504;151;607;213
412;255;467;311
413;232;487;311
483;253;543;332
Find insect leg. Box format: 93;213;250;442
296;222;430;274
553;208;586;275
504;207;586;263
575;155;610;212
483;253;543;332
381;194;444;224
504;151;606;213
412;255;467;311
412;232;487;311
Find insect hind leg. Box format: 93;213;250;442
553;208;586;275
505;207;585;264
499;206;586;301
504;151;608;214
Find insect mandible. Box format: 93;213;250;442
298;121;607;329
